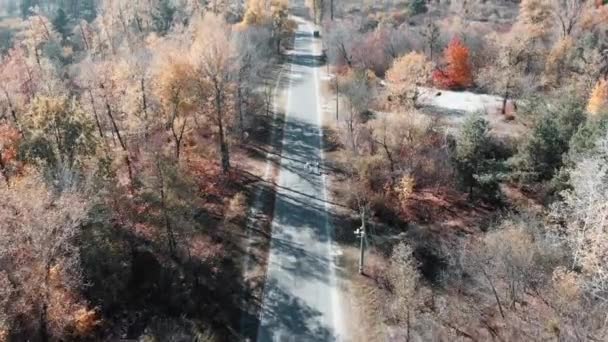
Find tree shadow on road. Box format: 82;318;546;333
255;279;336;342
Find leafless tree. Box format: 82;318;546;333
0;171;91;340
190;14;236;173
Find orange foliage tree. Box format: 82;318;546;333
587;79;608;117
433;37;473;90
0;122;21;185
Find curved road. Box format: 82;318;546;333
256;18;346;342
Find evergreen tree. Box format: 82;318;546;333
454;113;500;199
20;0;39;18
511;95;586;183
53;8;69;40
154;0;176;34
408;0;428;16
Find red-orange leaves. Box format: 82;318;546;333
0;122;21;183
433;37;473;90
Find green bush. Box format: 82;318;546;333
510;95;586;184
453;113;504;201
408;0;428;16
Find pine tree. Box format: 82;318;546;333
20;0;39;18
454;113;495;199
408;0;428;16
53;8;69;40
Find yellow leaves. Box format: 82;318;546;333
20;14;60;52
386;52;432;109
154;52;196;112
581;5;608;30
224;192;247;222
543;37;574;87
395;174;415;205
518;0;554;36
72;307;101;337
241;0;272;26
551;266;581;304
387;52;432;86
587;79;608;117
240;0;290;28
26;95;69;131
546;37;574;66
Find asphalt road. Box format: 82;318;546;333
256;19;346;342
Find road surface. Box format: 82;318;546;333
256;19;346;342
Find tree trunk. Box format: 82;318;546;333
237;84;245;141
482;268;505;319
406;309;411;342
218;118;230;173
214;82;230;173
140;77;150;142
156;157;177;257
88;89;105;142
103;94;134;186
335;77;339;121
2;88;18;125
381;140;396;180
79;22;90;50
0;151;10;185
170;105;187;161
39;264;51;342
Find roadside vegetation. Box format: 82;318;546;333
316;0;608;340
0;0;296;340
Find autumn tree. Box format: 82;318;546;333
552;0;587;38
388;242;420;340
233;26;272;139
480;28;534;114
386;51;432;109
270;0;296;54
482;217;547;308
190;14;235;173
587;79;608;117
0;170;95;340
0;48;31;126
433;37;473;90
518;0;554;37
543;37;576;88
325;20;359;67
0;122;20;185
113;42;161;146
153;50;195;160
420;19;441;61
19;12;61;69
553;133;608;301
21;96;97;181
241;0;271;26
339;69;375;153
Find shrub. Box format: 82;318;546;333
453;113;502;200
408;0;428;16
225;192;248;223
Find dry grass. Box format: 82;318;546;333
338;247;390;342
